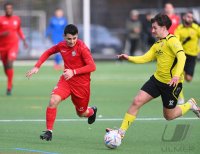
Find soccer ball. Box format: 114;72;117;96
104;130;122;149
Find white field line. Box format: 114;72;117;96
0;117;198;122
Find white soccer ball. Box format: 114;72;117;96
104;130;122;149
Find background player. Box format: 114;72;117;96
26;24;97;141
164;3;180;34
0;2;27;95
106;13;200;140
46;8;68;70
174;11;200;104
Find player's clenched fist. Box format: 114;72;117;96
63;69;74;80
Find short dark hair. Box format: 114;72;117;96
151;13;172;30
64;24;78;35
4;2;13;9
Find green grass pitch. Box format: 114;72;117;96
0;61;199;154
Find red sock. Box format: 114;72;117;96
46;107;57;131
6;69;13;90
85;107;94;117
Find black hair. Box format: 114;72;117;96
64;24;78;35
4;2;13;9
151;13;172;30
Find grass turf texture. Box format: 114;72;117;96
0;61;199;154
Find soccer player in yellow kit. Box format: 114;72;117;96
106;13;200;140
174;11;200;104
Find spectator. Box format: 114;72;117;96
141;12;156;51
164;3;180;34
46;8;68;70
125;10;142;56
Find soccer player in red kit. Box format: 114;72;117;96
0;2;27;95
26;24;97;141
164;3;180;34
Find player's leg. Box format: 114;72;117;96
163;99;200;120
4;59;14;95
71;84;97;124
162;83;200;120
106;90;154;138
161;82;182;120
5;44;19;95
40;94;62;141
40;76;71;141
184;55;197;82
177;89;184;105
178;55;196;104
74;102;97;124
0;50;13;95
107;76;159;138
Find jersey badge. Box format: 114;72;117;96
72;51;76;56
13;20;18;26
155;50;163;55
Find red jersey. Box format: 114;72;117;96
35;39;96;85
168;14;180;34
0;15;25;48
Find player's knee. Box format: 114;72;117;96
163;114;174;121
185;75;192;82
132;96;143;108
49;95;61;108
6;60;13;69
76;111;85;117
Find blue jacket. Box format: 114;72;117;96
46;16;68;44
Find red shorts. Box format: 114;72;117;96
51;76;90;114
0;43;19;63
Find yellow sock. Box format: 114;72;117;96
120;113;136;131
178;101;191;115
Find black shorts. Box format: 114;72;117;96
141;76;182;109
184;54;197;76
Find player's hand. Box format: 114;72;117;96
168;76;180;87
63;69;74;80
117;54;129;60
26;67;39;79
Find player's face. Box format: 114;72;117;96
151;22;166;39
5;5;13;16
184;13;193;25
64;34;78;47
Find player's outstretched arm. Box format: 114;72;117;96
117;54;129;60
26;67;39;79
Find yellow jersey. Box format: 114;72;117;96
128;34;186;84
174;23;200;56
